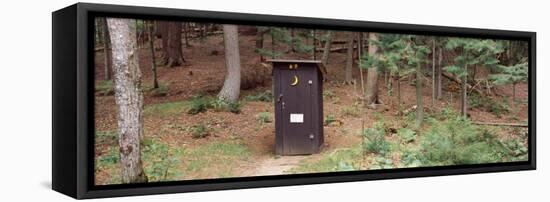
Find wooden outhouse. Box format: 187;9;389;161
268;59;326;155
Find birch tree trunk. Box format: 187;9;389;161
365;33;379;106
218;24;241;102
345;32;354;84
107;18;148;184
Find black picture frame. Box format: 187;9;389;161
52;3;536;199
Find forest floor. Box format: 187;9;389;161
93;32;529;185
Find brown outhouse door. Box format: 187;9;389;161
269;60;325;155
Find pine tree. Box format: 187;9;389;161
255;27;313;59
361;34;416;115
490;61;528;106
445;38;504;117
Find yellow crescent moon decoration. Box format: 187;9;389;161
290;75;299;86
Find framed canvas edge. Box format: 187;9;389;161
53;2;536;199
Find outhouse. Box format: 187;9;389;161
268;59;326;155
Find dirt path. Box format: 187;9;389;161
250;155;309;176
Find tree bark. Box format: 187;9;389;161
461;64;468;117
102;18;112;81
184;22;191;47
358;33;365;98
148;21;159;89
290;29;296;53
431;39;436;109
416;62;424;127
345;32;354;84
512;83;516;107
106;18;148;184
218;25;242;102
312;30;317;60
436;46;443;99
365;33;379;106
321;31;333;66
255;28;264;61
159;21;185;67
397;71;402;116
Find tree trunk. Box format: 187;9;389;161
461;64;468;117
321;31;333;66
345;32;354;84
512;83;516;107
431;39;436;109
358;33;365;98
218;25;242;102
290;29;296;53
95;19;100;45
397;71;402;116
312;30;317;60
416;62;423;127
255;28;264;61
436;46;443;99
184;22;191;47
106;18;148;184
102;18;112;81
365;33;379;106
271;29;275;59
159;21;185;67
148;21;159;89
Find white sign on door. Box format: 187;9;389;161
290;113;304;123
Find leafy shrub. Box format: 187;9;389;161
400;149;423;168
369;156;394;170
324;114;336;126
488;99;510;117
256;112;273;124
500;138;528;158
187;95;213;115
245;90;273;102
417;110;520;166
467;93;509;117
322;90;335;99
142;140;183;182
397;128;416;143
190;124;209;139
186;94;243;115
362;123;390;155
212;99;242;114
